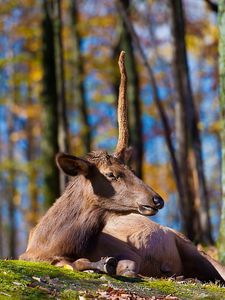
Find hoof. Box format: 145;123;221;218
98;257;118;275
119;270;137;277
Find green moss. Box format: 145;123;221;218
139;279;225;299
0;260;104;299
0;260;224;299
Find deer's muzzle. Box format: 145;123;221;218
137;195;164;216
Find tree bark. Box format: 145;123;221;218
218;0;225;263
70;0;91;153
53;0;69;192
42;0;60;209
7;105;16;258
117;0;143;178
205;0;218;13
0;196;2;257
170;0;213;243
26;83;39;229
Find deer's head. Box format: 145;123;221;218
56;51;164;216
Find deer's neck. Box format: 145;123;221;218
73;207;106;256
45;177;107;257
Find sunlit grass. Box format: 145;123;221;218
0;260;224;299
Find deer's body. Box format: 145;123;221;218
89;214;225;283
20;151;164;272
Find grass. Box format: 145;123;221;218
0;260;224;299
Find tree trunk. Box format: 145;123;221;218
70;0;91;153
218;0;225;263
0;195;2;257
7;105;16;258
170;0;213;244
42;0;60;209
117;0;143;178
53;0;69;192
26;83;39;229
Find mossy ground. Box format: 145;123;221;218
0;260;224;299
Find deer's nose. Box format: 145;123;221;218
152;195;164;209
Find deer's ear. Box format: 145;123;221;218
56;153;92;176
114;147;133;164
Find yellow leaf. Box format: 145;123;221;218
63;264;74;270
30;68;42;82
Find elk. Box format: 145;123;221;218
19;51;164;274
89;214;225;283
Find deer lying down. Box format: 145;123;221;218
89;214;225;284
19;52;164;275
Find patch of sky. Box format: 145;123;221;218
188;55;215;95
158;84;169;100
145;135;169;165
12;38;24;56
14;112;26;130
17;213;28;255
184;0;205;22
0;106;9;149
81;36;102;53
90;102;115;131
134;0;146;13
200;93;219;128
187;55;199;91
202;75;214;94
134;23;150;45
12;7;22;19
0;35;8;58
2;204;9;223
4;7;22;31
201;134;220;181
0;105;7;134
151;194;181;231
84;70;116;132
38;190;45;213
85;70;101;103
97;137;116;152
15;139;28;163
69;110;80;135
155;24;171;43
187;55;219;128
141;76;169;106
210;202;221;240
142;112;155;135
141;84;153;106
0;37;10;97
21;175;29;197
0;70;10;97
19;83;28;100
82;0;114;17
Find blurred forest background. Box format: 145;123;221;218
0;0;224;260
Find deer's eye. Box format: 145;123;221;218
105;172;116;180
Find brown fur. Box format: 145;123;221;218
20;151;164;267
89;214;225;283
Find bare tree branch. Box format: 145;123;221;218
205;0;218;13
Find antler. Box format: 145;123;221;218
115;51;129;154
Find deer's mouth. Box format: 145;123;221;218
138;204;158;216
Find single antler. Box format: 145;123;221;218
115;51;129;154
